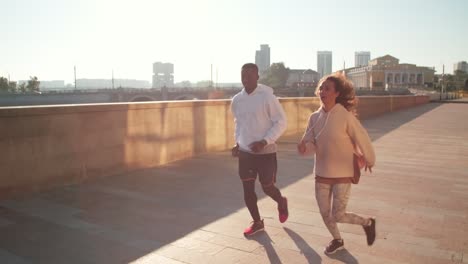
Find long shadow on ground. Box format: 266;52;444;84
0;103;441;263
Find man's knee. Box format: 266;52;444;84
261;183;276;194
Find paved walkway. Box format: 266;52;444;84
1;103;467;264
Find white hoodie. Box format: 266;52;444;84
231;84;287;154
302;104;376;178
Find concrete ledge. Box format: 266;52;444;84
0;100;235;117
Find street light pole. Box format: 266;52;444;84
442;64;445;100
74;65;77;90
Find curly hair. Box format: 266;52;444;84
315;73;358;114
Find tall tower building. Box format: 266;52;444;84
454;61;468;74
255;44;271;75
152;62;174;88
355;51;371;67
317;51;332;77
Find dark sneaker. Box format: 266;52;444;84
324;239;344;254
363;218;376;246
278;197;289;223
243;219;264;237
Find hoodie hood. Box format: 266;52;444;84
257;84;274;94
242;83;274;95
319;103;344;114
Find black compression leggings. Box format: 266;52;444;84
242;180;283;222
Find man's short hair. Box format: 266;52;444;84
242;63;259;72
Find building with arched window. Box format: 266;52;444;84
343;55;435;91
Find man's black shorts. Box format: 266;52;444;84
238;150;277;186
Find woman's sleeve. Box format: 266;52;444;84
301;114;315;142
347;114;376;166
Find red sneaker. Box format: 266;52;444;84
278;197;289;223
243;219;264;237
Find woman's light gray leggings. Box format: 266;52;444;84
315;182;370;239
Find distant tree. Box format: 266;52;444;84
8;81;17;93
444;74;457;91
259;62;290;89
26;76;40;92
453;70;468;91
18;83;27;93
178;80;192;88
0;77;8;93
196;80;213;88
454;70;467;77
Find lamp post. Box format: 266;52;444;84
442;64;445;100
74;65;77;90
439;79;442;101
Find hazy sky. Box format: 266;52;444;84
1;0;467;84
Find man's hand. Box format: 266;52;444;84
297;141;307;155
249;140;267;153
231;144;240;157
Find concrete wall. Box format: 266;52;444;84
0;96;429;199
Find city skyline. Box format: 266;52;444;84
1;0;467;84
